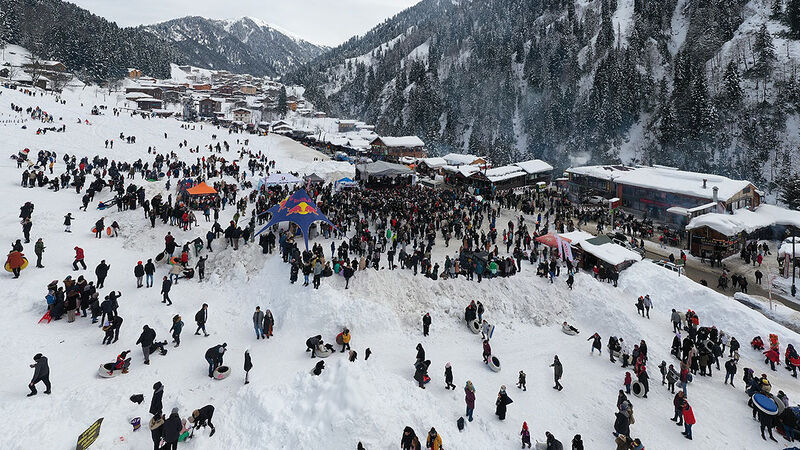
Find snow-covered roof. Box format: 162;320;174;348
686;204;800;236
567;165;753;202
579;238;642;266
514;159;554;175
373;136;425;148
442;153;483;166
421;157;447;168
558;230;594;245
482;165;526;183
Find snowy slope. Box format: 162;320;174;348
1;84;799;450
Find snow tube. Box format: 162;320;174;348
4;257;28;272
106;227;112;236
336;333;344;345
315;346;333;358
213;365;231;380
98;363;120;378
154;252;166;263
168;257;180;266
469;319;481;334
753;393;779;416
488;355;501;372
632;381;644;398
561;324;579;336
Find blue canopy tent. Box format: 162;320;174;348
255;189;335;250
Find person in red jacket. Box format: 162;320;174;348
764;348;780;371
624;372;632;394
72;246;86;270
6;250;25;278
682;402;695;440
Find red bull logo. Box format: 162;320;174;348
286;202;318;216
277;196;290;211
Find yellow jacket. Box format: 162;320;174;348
426;433;442;450
342;332;351;344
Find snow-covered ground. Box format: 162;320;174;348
2;83;800;450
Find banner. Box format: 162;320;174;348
563;239;574;262
76;418;103;450
555;234;564;260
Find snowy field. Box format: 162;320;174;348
1;84;800;450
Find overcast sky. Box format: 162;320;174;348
68;0;421;47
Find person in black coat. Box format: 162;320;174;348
613;411;630;437
422;313;432;336
415;343;425;364
244;350;252;385
162;408;182;450
189;404;216;436
161;277;172;305
136;325;156;365
144;259;155;288
27;353;50;396
495;385;513;420
444;363;455;389
134;261;145;288
205;343;227;377
414;360;430;389
94;260;110;288
149;381;164;416
195;304;209;336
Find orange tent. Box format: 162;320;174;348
186;182;217;195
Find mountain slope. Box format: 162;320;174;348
289;0;800;191
145;16;327;77
0;0;180;80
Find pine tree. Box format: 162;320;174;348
722;61;743;106
779;176;800;210
789;0;800;37
752;24;776;79
772;0;784;19
277;87;288;117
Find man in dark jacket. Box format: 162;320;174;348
149;381;164;416
422;313;431;336
95;260;110;288
195;304;209;336
136;325;156;365
144;259;155;288
162;408;182;450
34;238;45;268
161;276;172;305
189;404;216;436
205;343;227;377
134;261;145;288
244;350;252;385
551;355;563;391
149;414;165;450
27;353;50;396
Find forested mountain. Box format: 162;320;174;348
290;0;800;191
0;0;180;80
144;16;327;77
0;0;326;81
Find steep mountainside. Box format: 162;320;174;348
145;16;327;77
290;0;800;192
0;0;180;80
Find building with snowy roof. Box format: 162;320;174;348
468;159;554;191
369;136;426;162
566;165;760;225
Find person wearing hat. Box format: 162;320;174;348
205;343;227;377
444;363;455;390
188;404;216;437
495;385;513;420
521;422;531;448
134;261;145;288
27;353;50;396
149;413;165;450
162;407;182;449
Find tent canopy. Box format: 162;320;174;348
304;173;325;183
358;161;413;178
186;182;217;195
263;173;302;186
255;189;335;250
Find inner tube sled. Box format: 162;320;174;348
561;324;579;336
213;365;231;380
469;319;481;334
752;393;780;416
632;381;644;398
488;355;501;372
5;257;28;272
315;345;333;358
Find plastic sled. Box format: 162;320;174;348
5;257;28;272
106;227;112;236
213;365;231;380
753;393;779;416
155;252;166;263
38;310;51;324
488;355;501;372
423;375;431;384
99;363;123;378
469;319;481;334
168;257;180;266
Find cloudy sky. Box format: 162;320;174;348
68;0;421;46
